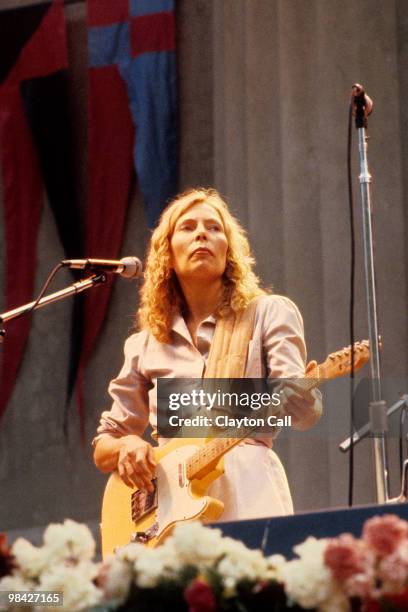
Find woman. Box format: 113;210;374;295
93;187;322;520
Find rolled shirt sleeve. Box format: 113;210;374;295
92;333;152;446
261;295;322;428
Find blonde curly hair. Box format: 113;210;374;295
138;187;268;343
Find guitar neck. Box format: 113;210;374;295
186;369;321;481
186;339;371;481
186;436;242;480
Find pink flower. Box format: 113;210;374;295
363;515;408;556
377;548;408;588
344;572;374;599
324;534;370;582
184;579;217;612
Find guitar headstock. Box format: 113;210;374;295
318;340;371;380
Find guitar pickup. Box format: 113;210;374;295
131;478;158;522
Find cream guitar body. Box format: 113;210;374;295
101;437;224;558
101;340;373;558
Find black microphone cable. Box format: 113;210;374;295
347;92;357;507
23;262;65;318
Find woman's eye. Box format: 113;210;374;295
209;225;221;231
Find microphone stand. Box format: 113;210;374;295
339;395;408;453
0;274;106;338
353;84;390;502
339;395;408;503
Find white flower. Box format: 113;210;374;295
267;553;286;569
37;560;102;611
133;541;183;588
134;549;170;588
281;559;331;609
0;572;35;592
98;557;132;603
115;542;145;564
217;537;268;588
279;537;342;610
170;522;224;566
42;520;95;564
11;538;48;579
266;554;287;579
293;536;328;560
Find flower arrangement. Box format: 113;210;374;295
1;514;408;611
0;520;102;611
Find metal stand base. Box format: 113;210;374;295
388;460;408;504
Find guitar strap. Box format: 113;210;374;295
204;298;259;379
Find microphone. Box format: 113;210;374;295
351;83;373;127
61;256;142;279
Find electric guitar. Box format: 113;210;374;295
100;340;371;557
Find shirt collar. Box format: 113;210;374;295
171;312;216;344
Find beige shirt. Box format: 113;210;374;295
94;295;321;446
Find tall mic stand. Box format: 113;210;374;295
353;83;390;502
0;274;106;337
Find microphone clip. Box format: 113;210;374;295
351;83;373;129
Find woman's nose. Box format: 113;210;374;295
194;224;208;239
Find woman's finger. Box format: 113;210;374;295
147;445;156;467
126;460;153;491
135;448;155;477
118;461;135;489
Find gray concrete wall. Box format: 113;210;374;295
1;0;407;543
212;0;408;512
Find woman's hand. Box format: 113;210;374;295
117;435;156;491
277;381;322;431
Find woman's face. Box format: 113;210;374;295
170;202;228;284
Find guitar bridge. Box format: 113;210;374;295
131;478;158;522
131;522;159;543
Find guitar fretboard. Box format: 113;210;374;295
185;368;322;481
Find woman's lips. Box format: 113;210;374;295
191;247;213;256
